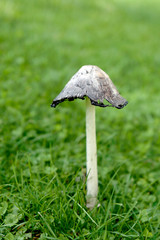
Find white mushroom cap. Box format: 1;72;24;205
51;65;128;109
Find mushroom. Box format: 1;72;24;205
51;65;128;209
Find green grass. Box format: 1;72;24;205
0;0;160;239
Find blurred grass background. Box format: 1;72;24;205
0;0;160;239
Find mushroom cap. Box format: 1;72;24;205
51;65;128;109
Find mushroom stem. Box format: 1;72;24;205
86;97;98;209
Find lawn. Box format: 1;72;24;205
0;0;160;239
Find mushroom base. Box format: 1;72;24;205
86;196;98;210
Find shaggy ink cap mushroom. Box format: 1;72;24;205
51;65;128;209
51;65;128;109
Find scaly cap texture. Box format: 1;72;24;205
51;65;128;109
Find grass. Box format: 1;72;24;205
0;0;160;239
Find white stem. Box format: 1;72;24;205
86;97;98;209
